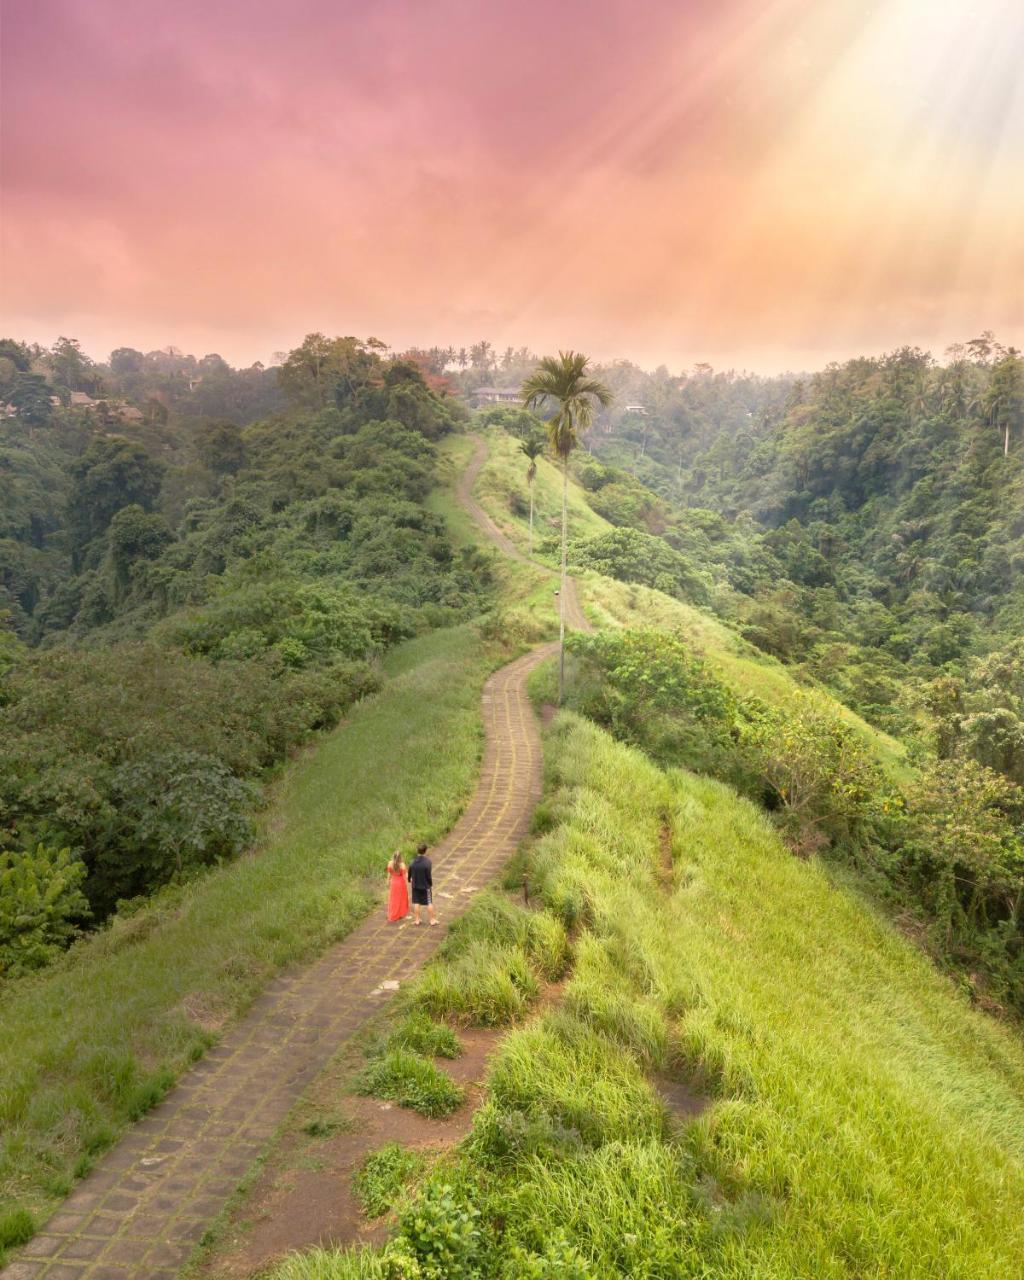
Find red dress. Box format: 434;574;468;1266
387;864;410;922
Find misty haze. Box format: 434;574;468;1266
1;3;1023;1279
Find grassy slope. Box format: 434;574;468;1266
275;716;1024;1277
470;426;612;555
583;574;909;778
467;425;907;777
0;623;498;1230
428;433;565;634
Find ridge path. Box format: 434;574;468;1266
3;435;582;1280
460;434;592;635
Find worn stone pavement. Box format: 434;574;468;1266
3;435;588;1280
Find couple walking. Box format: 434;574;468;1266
387;843;437;926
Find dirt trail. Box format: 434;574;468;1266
2;433;582;1280
457;434;529;564
462;433;593;636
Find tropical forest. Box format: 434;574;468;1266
3;1;1024;1277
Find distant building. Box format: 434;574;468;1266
473;386;523;406
65;392;145;421
624;403;648;416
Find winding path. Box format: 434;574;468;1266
3;435;582;1280
461;434;592;635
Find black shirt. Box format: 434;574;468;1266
408;855;432;892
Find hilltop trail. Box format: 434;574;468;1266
2;435;575;1280
462;433;593;633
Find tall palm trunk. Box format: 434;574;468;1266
559;455;568;703
528;477;535;558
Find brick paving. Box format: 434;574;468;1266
3;645;555;1280
2;434;586;1280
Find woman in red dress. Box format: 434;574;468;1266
387;850;410;922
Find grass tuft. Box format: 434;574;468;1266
354;1050;464;1119
386;1011;462;1060
353;1142;426;1219
0;1207;35;1252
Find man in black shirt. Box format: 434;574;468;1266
407;843;437;926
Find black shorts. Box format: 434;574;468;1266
411;887;432;906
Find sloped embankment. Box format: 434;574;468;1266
277;713;1024;1278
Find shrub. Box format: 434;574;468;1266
0;845;89;978
354;1142;426;1218
355;1050;464;1118
897;758;1024;985
568;528;710;605
396;1182;484;1279
566;627;741;780
739;695;892;854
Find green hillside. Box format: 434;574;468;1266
1;340;1022;1276
274;715;1024;1278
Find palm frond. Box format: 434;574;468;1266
519;351;613;459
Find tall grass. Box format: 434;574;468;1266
274;714;1024;1278
0;624;498;1227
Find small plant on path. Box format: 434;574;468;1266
354;1142;426;1218
355;1049;464;1118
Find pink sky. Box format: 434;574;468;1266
2;0;1022;372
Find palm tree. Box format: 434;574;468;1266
520;432;546;559
522;352;613;702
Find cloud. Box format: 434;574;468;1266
2;0;1021;369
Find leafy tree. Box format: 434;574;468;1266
901;759;1024;943
522;352;612;700
47;336;102;395
106;505;173;600
6;373;53;427
195;419;246;476
984;348;1023;457
278;333;380;409
739;697;890;855
0;339;31;373
0;844;89;977
105;749;256;890
67;437;165;567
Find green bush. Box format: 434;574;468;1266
0;845;89;978
163;578;411;667
355;1050;464;1118
566;627;742;781
739;694;893;854
354;1142;426;1218
568;527;710;605
396;1182;484;1279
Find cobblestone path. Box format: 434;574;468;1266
2;435;576;1280
3;645;554;1280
